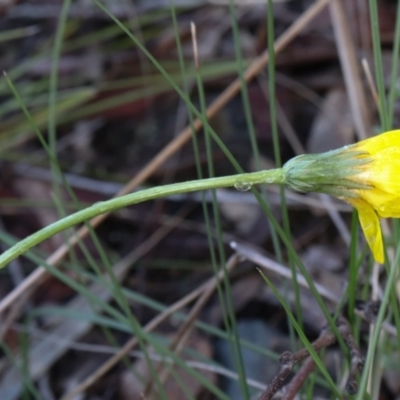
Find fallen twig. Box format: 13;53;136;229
257;316;363;400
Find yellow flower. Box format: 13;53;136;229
283;130;400;263
341;130;400;263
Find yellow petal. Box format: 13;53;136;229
346;198;384;263
354;130;400;154
349;131;400;219
356;146;400;195
357;188;400;218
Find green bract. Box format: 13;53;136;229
283;147;372;198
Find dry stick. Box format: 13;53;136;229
0;0;332;317
257;351;297;400
361;57;380;109
343;324;364;394
257;331;336;400
282;357;316;400
329;0;370;140
257;316;363;400
145;254;242;398
60;254;240;400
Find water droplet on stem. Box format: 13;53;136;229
234;182;252;192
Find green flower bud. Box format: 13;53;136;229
282;146;372;198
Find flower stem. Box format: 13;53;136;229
0;168;285;269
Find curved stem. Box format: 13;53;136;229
0;169;285;269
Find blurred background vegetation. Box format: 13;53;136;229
0;0;399;399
